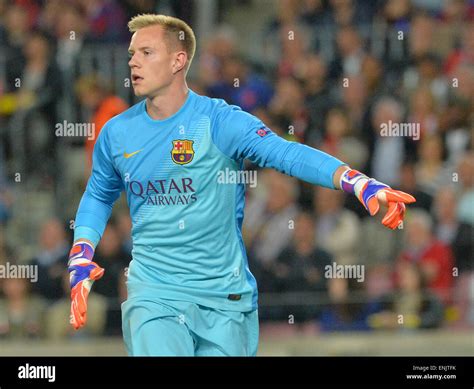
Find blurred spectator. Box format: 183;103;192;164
320;106;368;170
329;25;366;80
245;171;299;292
438;97;472;165
319;277;377;332
269;77;309;141
197;25;238;88
341;74;370;141
54;3;88;74
324;0;375;28
437;0;474;22
370;97;405;186
0;273;46;339
357;211;403;299
448;63;474;104
0;227;13;265
407;86;440;137
403;54;448;107
0;0;8;29
433;186;458;245
93;224;130;335
267;0;302;32
121;0;159;17
75;74;128;170
0;146;12;226
272;211;332;320
5;30;61;183
300;0;326;26
313;187;360;265
408;13;436;61
444;22;474;74
382;0;412;31
369;261;444;330
450;271;474;329
398;210;454;304
301;54;333;143
5;30;61;118
433;183;473;274
457;153;474;225
1;4;31;52
0;188;12;226
276;24;312;79
415;135;453;195
453;153;474;274
451;221;474;275
29;219;69;301
37;0;61;32
206;54;274;112
398;160;433;212
79;0;128;43
434;1;474;57
361;55;388;104
321;106;348;157
263;0;309;68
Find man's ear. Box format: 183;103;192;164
173;51;187;74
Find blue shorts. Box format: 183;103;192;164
121;297;259;356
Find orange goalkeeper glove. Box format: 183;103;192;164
67;241;104;330
340;168;416;229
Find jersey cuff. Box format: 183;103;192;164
73;225;101;247
319;158;346;189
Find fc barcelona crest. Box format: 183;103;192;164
171;139;194;165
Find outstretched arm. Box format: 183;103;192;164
213;105;415;229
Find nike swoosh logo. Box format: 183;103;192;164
123;149;143;159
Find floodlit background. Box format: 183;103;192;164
0;0;473;356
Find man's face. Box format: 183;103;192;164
128;25;176;98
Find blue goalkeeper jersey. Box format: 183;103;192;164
74;89;344;312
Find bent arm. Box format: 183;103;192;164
73;123;123;247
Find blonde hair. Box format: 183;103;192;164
128;14;196;72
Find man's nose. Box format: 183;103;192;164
129;55;139;68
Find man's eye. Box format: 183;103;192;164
144;51;151;55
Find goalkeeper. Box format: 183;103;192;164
68;14;415;356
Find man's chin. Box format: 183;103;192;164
133;89;145;97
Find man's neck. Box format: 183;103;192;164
146;83;189;120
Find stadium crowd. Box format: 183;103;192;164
0;0;473;339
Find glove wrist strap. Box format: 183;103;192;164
340;168;370;201
68;241;95;265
